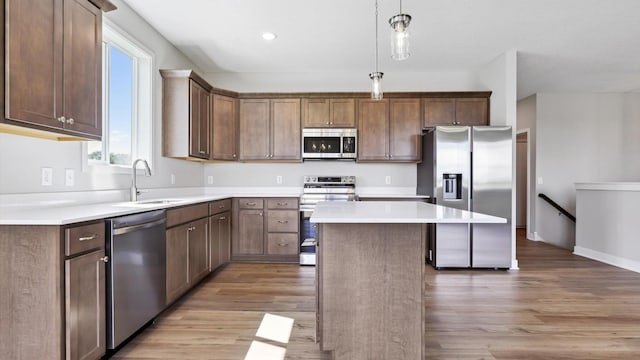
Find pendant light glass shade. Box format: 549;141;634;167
369;72;384;100
389;14;411;60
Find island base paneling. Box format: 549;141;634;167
316;223;425;360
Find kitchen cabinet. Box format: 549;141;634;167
209;199;232;271
0;220;107;360
302;98;356;128
165;203;210;305
1;0;113;141
239;98;301;161
358;98;421;162
423;97;488;127
232;197;299;262
161;70;213;160
211;94;238;160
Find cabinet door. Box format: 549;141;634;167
456;98;488;126
212;95;237;160
166;225;189;304
330;99;356;128
239;99;270;160
302;98;330;128
358;99;389;161
210;211;231;270
218;212;231;264
6;0;63;128
188;218;209;284
271;98;301;160
65;250;105;360
423;98;455;127
234;209;264;255
189;80;210;159
63;0;102;138
389;99;421;161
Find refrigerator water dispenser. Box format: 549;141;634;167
443;173;462;200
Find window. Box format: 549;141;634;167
86;19;153;169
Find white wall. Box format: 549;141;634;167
516;95;537;240
0;0;204;195
535;93;640;249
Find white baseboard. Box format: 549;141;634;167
573;246;640;274
527;232;543;241
510;259;519;270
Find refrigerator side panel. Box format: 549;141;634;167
471;126;513;268
416;130;434;197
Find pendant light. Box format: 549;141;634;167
389;0;411;61
369;0;383;100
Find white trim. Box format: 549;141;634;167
528;231;543;241
574;246;640;274
574;182;640;191
510;259;519;270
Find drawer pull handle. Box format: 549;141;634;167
188;226;196;231
219;205;225;208
219;216;226;220
277;202;288;206
246;202;257;206
278;243;288;247
199;151;206;155
78;234;96;242
277;220;289;224
99;256;109;263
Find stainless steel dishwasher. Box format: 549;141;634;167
105;209;166;350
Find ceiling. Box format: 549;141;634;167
121;0;640;99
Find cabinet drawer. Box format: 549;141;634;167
209;198;232;215
166;203;209;228
238;198;264;209
267;210;299;233
267;233;299;255
267;198;299;210
65;221;105;257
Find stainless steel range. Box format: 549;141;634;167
300;176;356;265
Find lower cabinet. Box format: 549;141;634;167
232;197;299;262
0;221;106;360
65;249;106;360
165;204;210;305
210;210;231;271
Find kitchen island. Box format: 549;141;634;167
311;201;506;360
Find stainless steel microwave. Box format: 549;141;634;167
302;128;357;160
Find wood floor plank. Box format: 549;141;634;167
113;230;640;359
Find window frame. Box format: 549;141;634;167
83;17;154;174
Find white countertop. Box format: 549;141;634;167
310;201;506;224
575;182;640;191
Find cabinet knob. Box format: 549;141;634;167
58;116;66;123
259;212;263;216
233;154;237;158
389;154;393;158
326;122;330;125
67;118;74;125
99;256;109;263
266;154;270;158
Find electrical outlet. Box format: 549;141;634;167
537;177;543;185
276;175;283;184
41;167;53;186
170;174;176;185
64;169;74;186
385;175;392;185
207;175;214;185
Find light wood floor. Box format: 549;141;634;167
113;230;640;359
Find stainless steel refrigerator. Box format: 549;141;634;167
418;126;512;268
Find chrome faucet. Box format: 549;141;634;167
131;159;152;201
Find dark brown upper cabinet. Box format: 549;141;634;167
423;97;489;127
302;98;356;128
211;94;238;161
239;98;301;161
1;0;113;140
161;70;212;160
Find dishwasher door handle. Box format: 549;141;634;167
112;218;166;236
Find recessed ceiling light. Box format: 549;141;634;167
262;32;277;41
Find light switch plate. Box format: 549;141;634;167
385;175;392;185
276;175;283;184
207;175;213;184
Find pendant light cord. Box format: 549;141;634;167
374;0;379;72
400;0;403;13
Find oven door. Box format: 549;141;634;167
299;210;317;265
